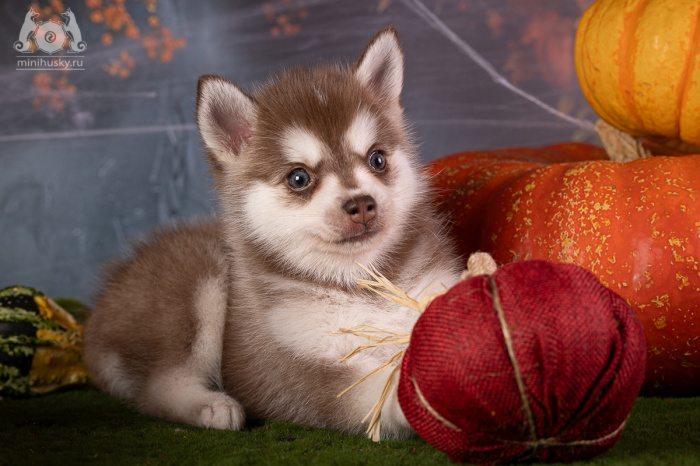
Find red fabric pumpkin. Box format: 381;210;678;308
398;260;646;465
428;142;699;396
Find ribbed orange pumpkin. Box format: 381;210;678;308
430;142;700;396
575;0;700;153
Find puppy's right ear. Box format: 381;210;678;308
196;75;256;162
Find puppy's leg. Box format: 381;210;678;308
138;366;245;429
136;275;244;430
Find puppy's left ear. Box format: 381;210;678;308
354;27;404;104
196;74;256;163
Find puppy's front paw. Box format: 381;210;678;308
198;393;245;430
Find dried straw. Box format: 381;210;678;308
335;261;465;441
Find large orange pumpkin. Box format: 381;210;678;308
430;142;700;396
575;0;700;153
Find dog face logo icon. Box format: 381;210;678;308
14;7;87;54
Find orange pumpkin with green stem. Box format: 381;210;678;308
430;142;700;396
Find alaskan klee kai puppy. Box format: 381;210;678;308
84;27;462;439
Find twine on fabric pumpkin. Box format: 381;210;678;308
409;376;462;432
485;274;629;450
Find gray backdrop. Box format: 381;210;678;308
0;0;598;303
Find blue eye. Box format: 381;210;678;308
288;169;311;190
369;150;386;171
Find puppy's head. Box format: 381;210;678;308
197;28;428;285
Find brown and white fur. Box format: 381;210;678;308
83;27;462;439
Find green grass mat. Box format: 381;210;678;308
1;390;698;465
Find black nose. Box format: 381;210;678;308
343;195;377;224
